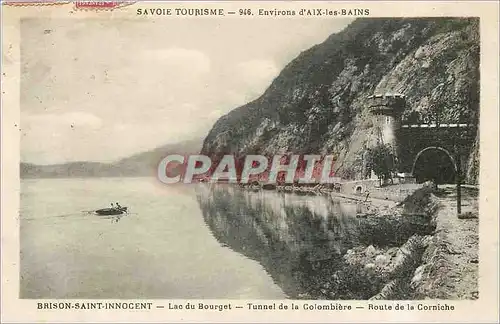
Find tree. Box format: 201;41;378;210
366;143;396;186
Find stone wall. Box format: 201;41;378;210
340;179;379;195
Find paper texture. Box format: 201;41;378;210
1;1;498;322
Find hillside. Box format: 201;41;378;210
111;138;201;177
20;138;202;178
200;18;480;184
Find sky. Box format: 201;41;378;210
21;17;352;165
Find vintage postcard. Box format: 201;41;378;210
1;0;499;323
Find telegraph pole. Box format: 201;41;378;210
455;107;464;216
456;151;462;215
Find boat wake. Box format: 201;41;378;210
22;210;137;222
22;211;93;222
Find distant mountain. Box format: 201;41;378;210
20;138;202;179
111;138;202;177
20;161;115;179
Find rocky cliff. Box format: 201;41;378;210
201;18;480;184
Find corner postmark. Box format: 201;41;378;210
73;1;136;11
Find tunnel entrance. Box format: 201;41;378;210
412;147;457;184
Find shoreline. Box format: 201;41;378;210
234;182;478;300
237;181;419;207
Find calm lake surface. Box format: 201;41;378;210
20;178;367;299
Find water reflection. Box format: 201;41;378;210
196;184;370;299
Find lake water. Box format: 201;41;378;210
20;177;368;299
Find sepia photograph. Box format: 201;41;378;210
17;14;482;302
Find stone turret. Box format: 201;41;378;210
368;93;406;149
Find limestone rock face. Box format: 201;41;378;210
201;18;479;182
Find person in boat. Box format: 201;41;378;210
115;203;128;215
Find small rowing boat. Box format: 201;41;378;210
95;207;128;216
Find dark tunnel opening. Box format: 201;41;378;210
413;148;456;184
